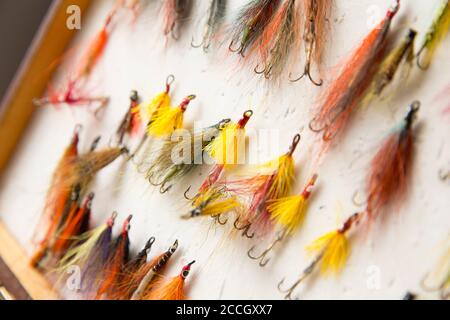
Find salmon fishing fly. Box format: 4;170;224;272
163;0;193;40
278;103;420;299
183;111;253;222
254;0;300;81
31;143;127;267
145;118;231;194
309;0;400;141
51;192;94;257
57;212;118;296
229;0;281;57
363;101;419;221
191;0;227;52
95;215;132;300
114;90;142;146
231;134;301;239
291;0;332;86
364;28;417;102
416;0;450;70
33;79;109;114
278;213;361;299
132;75;175;158
109;236;156;300
143;260;195;300
31;126;81;267
131;240;179;300
247;174;318;267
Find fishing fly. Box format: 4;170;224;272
254;0;300;81
163;0;193;40
416;0;450;70
247;174;318;267
143;260;195;300
183;110;253;223
191;0;227;52
95;215;132;300
278;213;361;299
291;0;332;86
279;102;420;299
114;90;142;146
57;212;118;297
364;28;417;102
231;134;301;239
132;75;175;159
229;0;281;57
309;0;400;141
131;240;179;300
146;118;231;194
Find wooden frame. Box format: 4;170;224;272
0;0;91;300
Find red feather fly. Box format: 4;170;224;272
364;101;419;221
310;0;401;142
95;215;132;300
115;90;142;146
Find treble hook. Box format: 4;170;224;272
159;181;172;194
416;45;430;71
183;185;197;201
233;218;255;239
277;254;322;300
213;214;228;225
289;67;323;86
277;278;301;300
229;39;245;57
148;172;162;187
247;232;285;267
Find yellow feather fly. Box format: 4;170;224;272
268;174;318;235
147;95;195;138
206;110;253;167
141;75;174;120
306;213;361;275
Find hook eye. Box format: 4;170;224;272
243;110;253;118
166;74;175;86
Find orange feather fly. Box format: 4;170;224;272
144;260;195;300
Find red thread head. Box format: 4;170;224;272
122;215;133;234
84;192;95;209
180;260;196;279
107;211;118;227
165;74;175;93
179;95;196;111
339;213;361;234
386;0;400;18
301;174;318;199
237;110;253;128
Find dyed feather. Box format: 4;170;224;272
254;0;300;80
310;1;400;141
268;174;317;235
365;102;419;220
144;260;195;300
95;215;132;300
146;119;230;193
115;90;141;146
417;0;450;70
229;0;281;57
57;212;117;296
131;240;179;300
232;134;300;236
365;28;417;102
163;0;193;39
52;192;94;256
147;95;195;138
